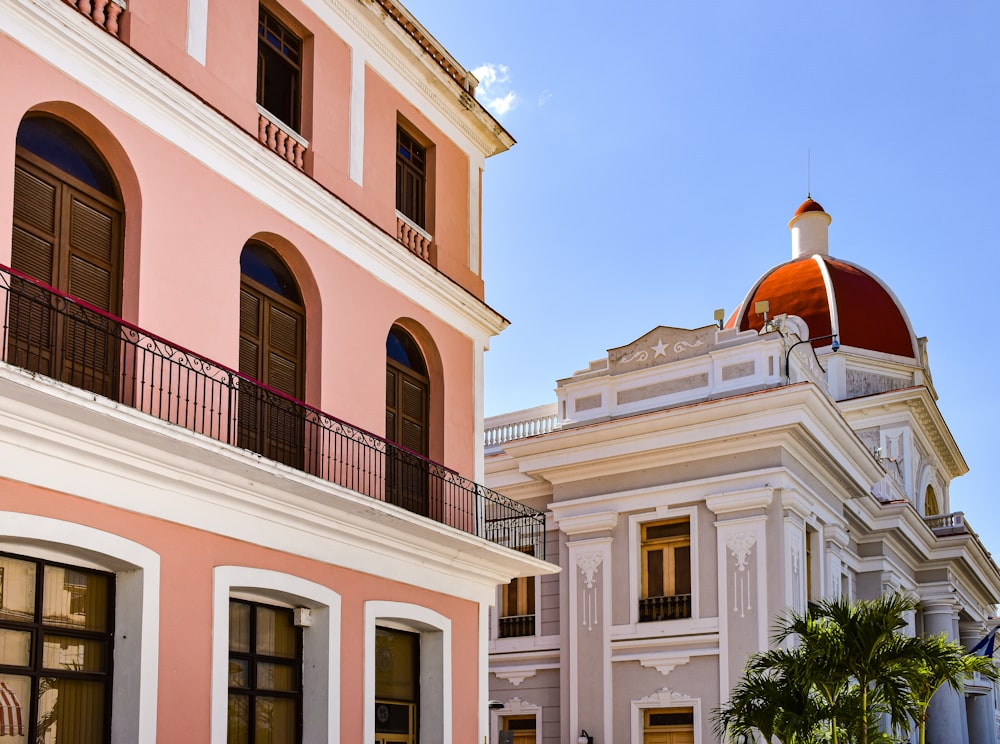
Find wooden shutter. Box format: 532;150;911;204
10;154;122;396
237;275;304;467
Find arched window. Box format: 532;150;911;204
925;485;940;517
238;241;305;468
9;115;124;398
385;325;429;514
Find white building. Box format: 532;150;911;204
484;198;1000;744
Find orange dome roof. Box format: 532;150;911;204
794;197;826;216
726;255;917;358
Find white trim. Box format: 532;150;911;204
0;370;547;603
364;601;452;744
628;505;699;626
185;0;208;64
0;512;160;744
349;50;366;185
469;159;482;275
210;567;342;744
630;687;703;744
491;697;543;744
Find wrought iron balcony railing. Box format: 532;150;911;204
498;614;535;639
638;594;692;623
0;263;545;558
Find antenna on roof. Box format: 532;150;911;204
807;148;811;199
713;308;725;330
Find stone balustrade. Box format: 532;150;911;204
485;404;560;449
257;108;308;170
395;213;432;262
65;0;125;36
924;511;967;536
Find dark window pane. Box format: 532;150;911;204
16;118;117;197
674;546;691;595
646;550;664;598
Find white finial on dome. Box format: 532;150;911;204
789;197;831;259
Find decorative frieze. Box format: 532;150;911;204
576;551;603;632
617;374;708;405
727;532;757;618
846;369;909;398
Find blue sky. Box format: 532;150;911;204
405;2;1000;557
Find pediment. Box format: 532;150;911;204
608;325;716;375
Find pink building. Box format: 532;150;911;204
0;1;554;742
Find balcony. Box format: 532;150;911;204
498;614;535;639
64;0;125;37
638;594;692;623
924;511;969;537
0;263;545;557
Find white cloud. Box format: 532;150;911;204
537;89;552;106
472;62;518;118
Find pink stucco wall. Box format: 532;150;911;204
114;0;484;300
1;34;476;474
1;480;482;744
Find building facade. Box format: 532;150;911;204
0;1;555;742
485;199;1000;744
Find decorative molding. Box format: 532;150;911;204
727;532;757;572
500;696;541;714
577;551;603;589
634;686;697;705
638;654;691;677
706;487;774;515
493;668;537;687
727;532;757;618
576;550;603;632
620;348;649;364
557;511;618;536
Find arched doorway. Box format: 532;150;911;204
238;241;305;468
385;325;429;514
9;115;124;398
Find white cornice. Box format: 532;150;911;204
3;0;507;342
838;386;966;478
0;367;557;602
555;510;619;535
338;0;514;155
502;385;883;488
705;487;774;515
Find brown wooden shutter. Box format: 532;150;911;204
10;155;122;397
237;271;305;468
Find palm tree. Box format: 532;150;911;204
905;633;999;744
777;593;923;744
714;594;996;744
713;650;829;743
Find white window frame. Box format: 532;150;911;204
210;566;342;744
490;696;542;744
0;511;160;744
630;687;703;744
365;600;452;744
628;506;699;626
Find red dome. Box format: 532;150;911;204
794;197;826;216
726;255;917;358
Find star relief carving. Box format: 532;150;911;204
651;338;669;357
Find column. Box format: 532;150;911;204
924;598;969;744
961;624;998;744
706;487;774;702
559;511;617;744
